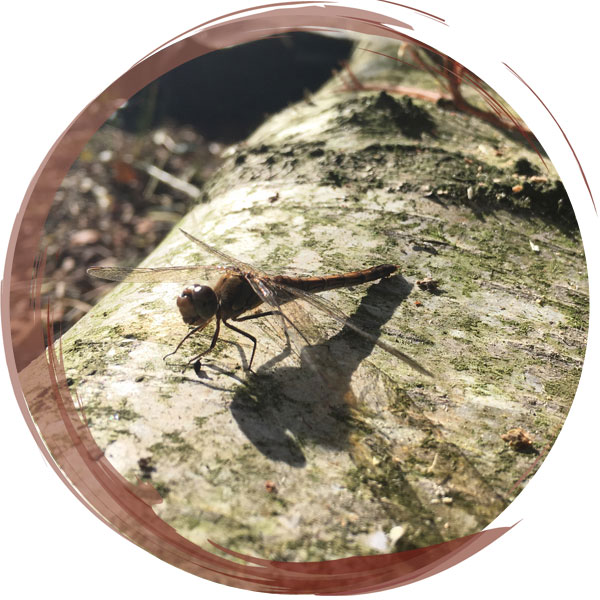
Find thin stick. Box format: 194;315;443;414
141;163;202;200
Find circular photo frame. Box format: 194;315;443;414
2;2;594;596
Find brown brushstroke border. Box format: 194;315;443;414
1;1;588;594
502;62;596;213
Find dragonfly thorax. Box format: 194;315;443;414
177;284;219;325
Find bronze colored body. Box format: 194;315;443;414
214;273;265;320
173;264;398;371
272;264;398;294
88;230;431;376
202;264;398;323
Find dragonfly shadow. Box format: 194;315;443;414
229;275;413;467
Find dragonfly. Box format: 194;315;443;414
87;229;432;377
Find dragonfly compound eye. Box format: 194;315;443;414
177;285;218;324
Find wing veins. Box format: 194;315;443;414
87;265;228;283
179;229;261;274
242;274;314;353
261;279;433;377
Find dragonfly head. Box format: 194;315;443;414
177;284;218;325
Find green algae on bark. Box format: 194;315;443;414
52;37;587;562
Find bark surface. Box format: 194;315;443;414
53;39;587;561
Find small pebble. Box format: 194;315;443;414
388;525;406;545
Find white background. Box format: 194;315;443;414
1;1;598;598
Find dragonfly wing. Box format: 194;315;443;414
87;264;229;283
265;279;433;377
88;230;265;283
241;274;316;359
179;229;263;274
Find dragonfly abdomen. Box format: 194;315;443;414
273;264;398;293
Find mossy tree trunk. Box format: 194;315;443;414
53;38;586;561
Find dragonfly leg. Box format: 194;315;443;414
233;310;282;322
232;310;291;369
235;309;310;350
223;319;259;371
184;316;221;372
164;323;206;361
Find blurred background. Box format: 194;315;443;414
43;32;354;339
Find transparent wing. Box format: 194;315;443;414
240;273;317;364
257;277;433;377
86;264;230;283
88;229;264;284
179;229;264;275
